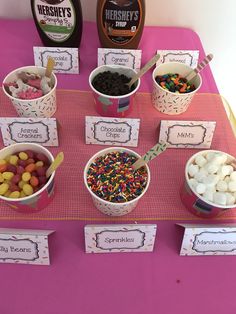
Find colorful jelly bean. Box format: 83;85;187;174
0;150;50;199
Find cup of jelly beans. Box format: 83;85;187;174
152;62;202;115
0;143;55;212
89;65;140;118
84;147;150;216
180;150;236;218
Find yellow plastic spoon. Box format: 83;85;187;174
46;152;64;178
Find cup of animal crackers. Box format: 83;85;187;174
2;65;57;118
84;147;150;216
152;62;202;115
89;65;140;118
0;143;55;212
180;150;236;218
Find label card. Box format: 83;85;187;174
85;224;157;253
85;116;140;147
159;120;216;148
178;224;236;256
0;228;54;265
98;48;142;71
0;117;59;146
156;50;199;68
34;46;79;74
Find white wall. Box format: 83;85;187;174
0;0;236;113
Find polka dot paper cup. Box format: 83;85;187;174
152;62;202;115
180;150;236;218
89;65;140;118
2;65;57;118
84;147;150;217
0;143;55;212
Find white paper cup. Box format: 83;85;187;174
89;65;140;118
2;66;57;118
0;143;55;212
180;150;236;218
84;147;150;216
152;62;202;115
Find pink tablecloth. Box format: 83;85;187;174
1;19;235;314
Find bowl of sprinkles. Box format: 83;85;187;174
152;62;202;115
84;147;150;216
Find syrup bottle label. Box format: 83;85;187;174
101;0;142;45
33;0;76;43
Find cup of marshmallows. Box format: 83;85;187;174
180;150;236;218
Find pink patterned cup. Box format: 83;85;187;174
89;65;140;118
0;143;55;212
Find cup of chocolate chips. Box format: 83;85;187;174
152;62;202;115
89;65;140;117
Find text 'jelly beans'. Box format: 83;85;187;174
0;150;50;199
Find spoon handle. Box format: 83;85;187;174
128;54;160;88
132;142;168;171
185;53;213;81
46;152;64;178
45;57;55;78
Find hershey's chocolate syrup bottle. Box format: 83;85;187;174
97;0;145;49
31;0;83;47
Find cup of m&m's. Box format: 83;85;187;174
152;62;202;115
84;147;150;216
0;143;55;212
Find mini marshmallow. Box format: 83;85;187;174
226;193;235;205
195;183;206;194
206;152;216;161
195;155;207;167
189;178;198;188
213;192;227;206
203;190;214;202
216;180;228;192
224;176;231;183
228;181;236;192
203;174;219;188
230;171;236;181
204;162;219;174
212;153;228;165
199;167;208;176
221;165;234;176
194;172;207;183
188;164;199;177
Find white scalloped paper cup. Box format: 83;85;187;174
84;147;150;217
2;66;57;118
152;62;202;115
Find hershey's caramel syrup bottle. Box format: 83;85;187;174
97;0;145;49
31;0;83;47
